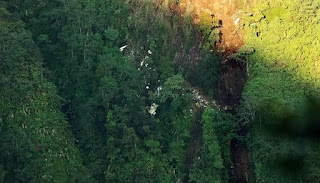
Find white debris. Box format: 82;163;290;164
145;63;149;67
157;86;162;96
120;45;128;52
148;103;159;116
146;86;149;89
234;18;240;25
148;50;152;55
140;60;144;67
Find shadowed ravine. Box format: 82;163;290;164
184;105;203;183
175;1;254;180
184;58;253;183
218;54;253;183
174;0;254;180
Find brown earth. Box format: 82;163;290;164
172;0;247;56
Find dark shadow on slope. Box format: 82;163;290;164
255;97;320;177
239;47;320;182
230;137;253;183
218;57;247;112
184;105;204;183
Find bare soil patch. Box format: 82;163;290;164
177;0;247;56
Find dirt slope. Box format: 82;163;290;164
177;0;246;55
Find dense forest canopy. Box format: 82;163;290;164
0;0;319;182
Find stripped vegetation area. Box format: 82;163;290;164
0;0;320;183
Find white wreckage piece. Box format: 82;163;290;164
148;103;159;116
119;45;128;52
140;60;144;67
234;18;240;25
145;82;150;90
157;86;162;96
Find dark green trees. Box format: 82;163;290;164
0;7;92;182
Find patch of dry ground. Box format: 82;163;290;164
176;0;249;56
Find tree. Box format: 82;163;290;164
0;7;92;182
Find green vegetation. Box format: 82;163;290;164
0;0;319;182
195;54;221;96
238;0;320;182
189;108;235;183
197;12;220;51
0;7;92;182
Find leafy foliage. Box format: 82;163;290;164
197;12;220;51
239;0;320;182
195;54;221;95
0;7;92;182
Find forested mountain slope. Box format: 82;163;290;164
0;0;319;183
0;7;93;182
